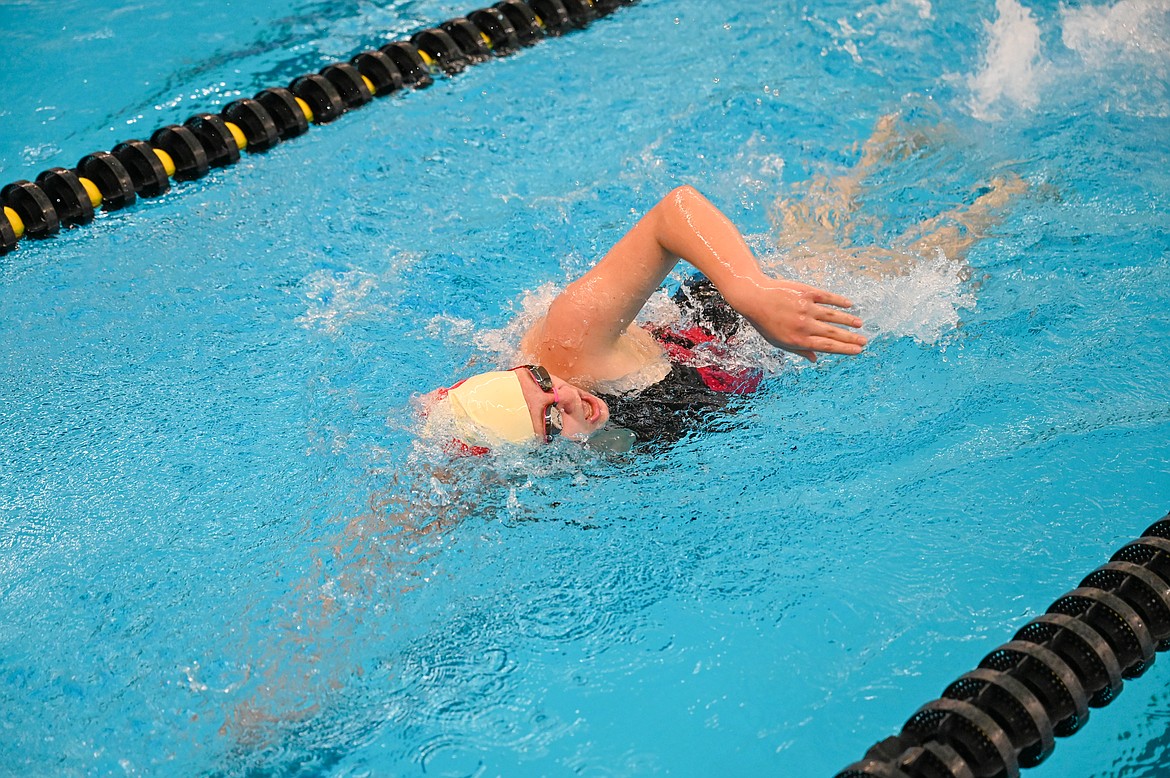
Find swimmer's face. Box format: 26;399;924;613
514;366;609;442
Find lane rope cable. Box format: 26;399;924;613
0;0;638;257
838;512;1170;778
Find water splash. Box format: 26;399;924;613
763;248;976;348
967;0;1046;121
1060;0;1170;117
472;282;562;367
965;0;1170;119
295;252;420;335
423;314;475;341
826;251;976;347
1061;0;1170;62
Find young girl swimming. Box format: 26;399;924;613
424;183;866;451
222;118;1026;746
424;117;1023;452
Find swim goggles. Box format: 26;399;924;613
520;364;563;443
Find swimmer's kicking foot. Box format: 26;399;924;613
772;112;943;248
903;173;1028;260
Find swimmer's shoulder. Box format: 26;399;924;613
520;315;669;393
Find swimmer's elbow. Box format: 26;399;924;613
663;185;707;213
653;185;714;244
659;185;715;223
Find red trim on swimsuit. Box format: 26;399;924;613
644;324;762;394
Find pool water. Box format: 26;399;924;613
1;0;1169;776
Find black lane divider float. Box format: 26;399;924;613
838;512;1170;778
0;0;637;257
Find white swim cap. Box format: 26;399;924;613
444;370;536;446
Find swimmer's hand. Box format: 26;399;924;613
524;186;866;380
730;277;866;362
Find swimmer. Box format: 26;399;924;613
425;119;1024;452
221;122;1026;748
423;184;866;451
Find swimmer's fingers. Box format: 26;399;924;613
786;316;868;361
732;277;865;360
758;321;867;362
780;281;855;310
814;306;864;330
804;332;867;356
792;348;817;363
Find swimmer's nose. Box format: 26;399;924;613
559;386;596;420
557;386;582;415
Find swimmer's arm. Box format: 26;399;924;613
528;186;866;371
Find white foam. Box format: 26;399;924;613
842;252;976;346
763;249;976;348
295;252;423;335
1061;0;1170;62
1056;0;1170;116
964;0;1170;119
967;0;1046;121
472;282;562;365
909;0;934;20
424;314;475;340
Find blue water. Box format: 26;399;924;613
1;0;1169;776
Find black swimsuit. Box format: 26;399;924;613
596;277;762;445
